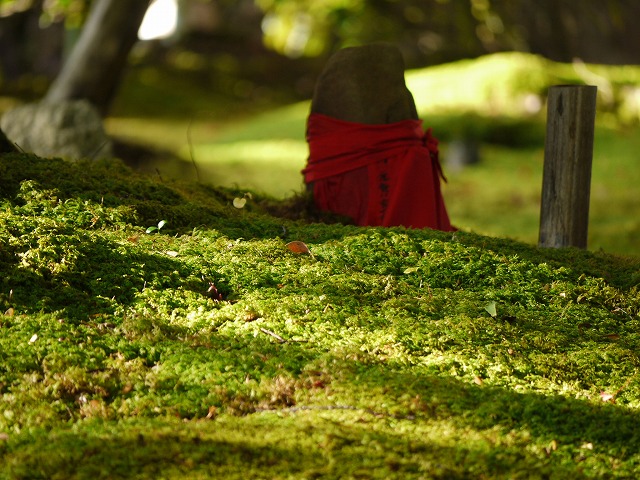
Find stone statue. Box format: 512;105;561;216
303;43;455;231
310;43;419;124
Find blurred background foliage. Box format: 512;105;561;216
2;0;639;100
1;0;638;256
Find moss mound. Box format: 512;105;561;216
1;154;639;479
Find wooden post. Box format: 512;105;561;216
539;85;597;249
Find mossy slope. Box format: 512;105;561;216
1;154;639;479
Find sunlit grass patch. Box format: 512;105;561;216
406;52;552;117
187;139;307;198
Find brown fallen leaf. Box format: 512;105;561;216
604;333;621;341
206;406;218;419
286;241;311;254
206;283;223;301
473;376;484;386
243;310;260;322
578;322;592;334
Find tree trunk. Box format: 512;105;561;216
538;85;597;249
44;0;151;115
0;0;64;83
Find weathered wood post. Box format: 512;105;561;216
539;85;597;249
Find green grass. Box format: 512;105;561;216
104;52;640;257
1;153;640;478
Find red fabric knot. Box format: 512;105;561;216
422;127;447;183
303;113;455;231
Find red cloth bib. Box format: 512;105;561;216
303;113;455;231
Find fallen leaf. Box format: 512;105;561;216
127;235;140;244
0;433;8;441
604;333;620;341
577;322;592;334
581;442;594;450
29;333;38;344
473;376;484;386
233;197;247;209
403;267;419;274
243;310;260;322
545;439;558;456
600;391;615;403
165;250;179;258
286;241;311;254
206;406;218;419
4;307;14;317
484;301;497;318
206;283;223;301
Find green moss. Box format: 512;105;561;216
1;153;639;478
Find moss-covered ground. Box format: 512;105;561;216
1;153;639;479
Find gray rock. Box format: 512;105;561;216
0;99;113;160
311;43;418;124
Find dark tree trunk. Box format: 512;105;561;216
45;0;151;115
0;0;64;83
